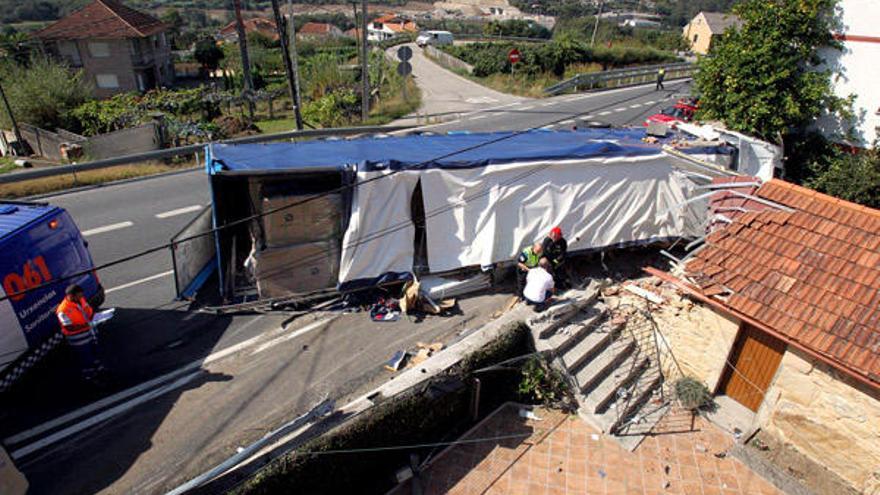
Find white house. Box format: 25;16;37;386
821;0;880;146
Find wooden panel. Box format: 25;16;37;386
721;324;786;412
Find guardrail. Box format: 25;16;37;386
544;62;694;96
0;125;413;185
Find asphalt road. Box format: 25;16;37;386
1;52;693;494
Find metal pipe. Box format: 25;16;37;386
470;377;481;421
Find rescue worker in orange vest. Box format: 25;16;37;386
56;284;105;383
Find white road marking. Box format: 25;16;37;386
464;96;498;104
540;102;554;107
630;103;642;108
11;372;202;459
6;316;332;452
540;125;555;130
251;319;333;355
81;221;133;237
155;205;203;219
560;119;575;125
469;115;486;120
598;111;612;116
106;270;174;294
518;105;535;111
581;115;593;119
614;107;627;112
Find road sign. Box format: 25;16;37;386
397;45;413;62
397;61;412;76
508;48;521;64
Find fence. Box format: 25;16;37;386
544;62;694;96
83;123;162;160
19;124;70;161
18;122;162;162
423;45;474;74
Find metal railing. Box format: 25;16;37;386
0;125;413;185
544;62;694;96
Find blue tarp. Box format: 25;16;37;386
207;129;712;174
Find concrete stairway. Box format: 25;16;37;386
527;282;669;451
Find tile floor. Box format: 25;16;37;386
393;403;781;495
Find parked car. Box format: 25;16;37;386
416;30;454;47
644;98;698;128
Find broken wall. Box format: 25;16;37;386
648;294;740;391
755;350;880;495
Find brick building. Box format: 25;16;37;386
34;0;173;99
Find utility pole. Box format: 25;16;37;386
0;79;24;156
590;0;604;46
286;0;305;129
271;0;303;129
232;0;255;120
360;0;370;121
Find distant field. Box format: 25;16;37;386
8;21;50;32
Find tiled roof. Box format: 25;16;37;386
298;22;337;35
35;0;166;41
699;11;742;34
684;179;880;385
218;18;279;40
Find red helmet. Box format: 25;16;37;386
550;226;562;238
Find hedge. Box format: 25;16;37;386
443;40;678;77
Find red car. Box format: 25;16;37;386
644;99;698;128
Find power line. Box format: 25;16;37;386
0;86;664;303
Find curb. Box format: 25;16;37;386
21;166;202;201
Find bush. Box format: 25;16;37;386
443;39;676;77
518;356;571;406
673;377;713;411
0;56;93;131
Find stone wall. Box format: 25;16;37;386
648;294;740;390
756;350;880;495
424;45;473;75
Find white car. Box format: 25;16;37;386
416;30;454;47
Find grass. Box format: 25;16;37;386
365;77;422;125
0;160;198;199
0;156;18;175
468;72;562;98
255;116;299;134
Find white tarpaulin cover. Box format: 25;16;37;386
338;170;420;284
422;156;694;272
339;155;697;283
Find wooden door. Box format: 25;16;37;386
719;324;786;412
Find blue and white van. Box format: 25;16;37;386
0;201;103;390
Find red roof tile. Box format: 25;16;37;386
35;0;166;41
686;179;880;387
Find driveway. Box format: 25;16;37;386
387;43;526;125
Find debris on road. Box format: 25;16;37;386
384;350;407;372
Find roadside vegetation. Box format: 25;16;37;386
0;160;196;198
694;0;880;207
439;32;678;97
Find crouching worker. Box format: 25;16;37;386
523;258;555;311
56;284;106;384
542;226;568;287
516;242;543;297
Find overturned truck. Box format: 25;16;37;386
183;127;779;302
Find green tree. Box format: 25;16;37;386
0;56;92;130
194;37;224;76
806;146;880;208
694;0;846;143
